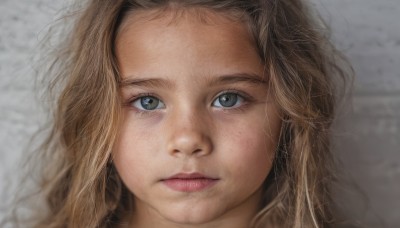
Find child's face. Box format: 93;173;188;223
113;9;281;227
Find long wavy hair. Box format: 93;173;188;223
9;0;350;227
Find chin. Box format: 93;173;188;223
160;202;224;225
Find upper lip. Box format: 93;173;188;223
163;172;219;180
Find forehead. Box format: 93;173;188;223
116;7;256;49
117;7;251;36
115;7;263;82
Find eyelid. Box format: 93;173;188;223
214;89;253;102
125;92;157;104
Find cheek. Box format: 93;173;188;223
230;129;274;178
219;113;280;185
112;118;159;191
113;138;144;190
113;114;159;161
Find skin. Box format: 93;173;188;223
113;8;282;228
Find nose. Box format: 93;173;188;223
166;109;213;157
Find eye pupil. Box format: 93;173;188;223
218;93;238;107
141;97;159;110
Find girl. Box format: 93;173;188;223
10;0;351;227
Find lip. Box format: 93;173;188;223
161;172;219;192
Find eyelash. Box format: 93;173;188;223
124;89;254;114
213;89;253;109
125;92;162;116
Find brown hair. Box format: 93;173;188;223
9;0;351;227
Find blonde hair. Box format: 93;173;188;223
10;0;350;227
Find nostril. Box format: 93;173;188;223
172;148;202;155
193;148;203;154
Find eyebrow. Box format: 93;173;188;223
119;72;267;89
119;77;174;89
208;73;267;86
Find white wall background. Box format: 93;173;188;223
1;0;399;227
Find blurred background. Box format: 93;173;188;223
1;0;399;227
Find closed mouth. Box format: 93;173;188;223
162;172;219;192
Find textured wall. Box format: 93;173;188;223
1;0;399;227
315;1;400;227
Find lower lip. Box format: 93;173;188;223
162;178;218;192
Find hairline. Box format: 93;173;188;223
115;5;253;47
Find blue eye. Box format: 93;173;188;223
212;93;243;108
131;96;165;110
